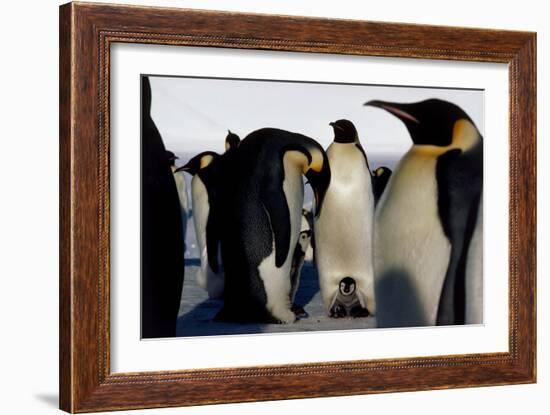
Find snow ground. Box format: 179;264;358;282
176;260;376;337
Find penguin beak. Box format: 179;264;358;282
364;100;420;124
305;153;331;218
329;121;344;132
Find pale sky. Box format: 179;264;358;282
149;75;484;163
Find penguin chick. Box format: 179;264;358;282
289;209;313;319
329;277;370;318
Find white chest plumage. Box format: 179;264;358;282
191;175;224;298
374;147;451;326
465;193;483;324
314;143;376;314
172;169;188;238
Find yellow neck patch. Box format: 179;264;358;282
451;119;479;151
200;154;214;169
414;118;480;156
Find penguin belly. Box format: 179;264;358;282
256;157;304;324
191;175;224;299
374;148;451;327
465;194;483;324
315;143;376;315
172;169;188;250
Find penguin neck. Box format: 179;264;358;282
283;150;309;177
450;119;480;152
283;148;323;176
305;146;325;175
333;136;357;144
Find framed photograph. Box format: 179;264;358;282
59;2;536;412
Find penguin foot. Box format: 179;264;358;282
291;304;309;319
270;307;297;324
329;304;347;318
350;305;370;318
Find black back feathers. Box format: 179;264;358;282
141;77;185;338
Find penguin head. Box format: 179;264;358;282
165;150;178;167
339;277;356;297
175;151;218;175
302;146;331;218
329;119;359;144
364;99;480;149
225;130;241;151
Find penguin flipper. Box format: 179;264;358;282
436;147;482;325
260;179;291;268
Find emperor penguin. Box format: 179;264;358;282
141;77;184;338
372;166;392;204
365;98;483;327
176;151;224;299
166;151;189;251
225;130;241;151
314;119;375;318
329;277;366;318
215;128;331;324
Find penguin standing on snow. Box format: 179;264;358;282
176;131;241;299
365;98;483;327
167;151;189;251
176;151;223;299
330;277;363;318
314;119;375;318
215;128;331;324
141;77;184;338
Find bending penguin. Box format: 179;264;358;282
365;98;483;327
141;77;185;338
314;119;375;318
167;151;189;251
215;128;331;324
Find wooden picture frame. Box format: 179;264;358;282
59;2;536;412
